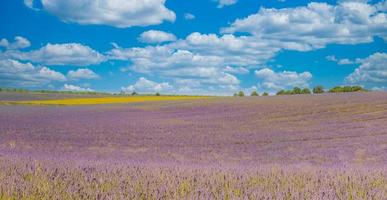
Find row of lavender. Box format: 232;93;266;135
1;158;386;199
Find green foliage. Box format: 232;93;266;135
250;91;259;96
155;92;161;96
262;92;269;96
238;91;245;97
131;91;138;96
276;90;286;95
292;87;302;94
276;85;365;96
276;87;317;96
313;86;324;94
351;86;364;92
301;88;311;94
329;86;364;93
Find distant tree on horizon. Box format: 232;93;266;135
155;92;161;96
351;86;364;92
262;92;269;96
301;88;311;94
251;91;259;96
329;85;365;93
292;87;302;94
131;91;138;96
276;90;286;95
313;86;324;94
238;91;245;97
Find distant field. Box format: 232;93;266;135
1;92;386;199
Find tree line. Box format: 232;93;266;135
234;85;366;97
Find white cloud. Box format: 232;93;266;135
4;43;105;66
0;59;66;87
216;0;238;8
179;32;278;66
0;36;31;50
346;52;387;86
67;68;99;80
138;30;177;44
371;86;386;91
255;68;312;91
28;0;175;28
24;0;34;9
63;84;93;92
184;13;195;20
222;1;387;50
107;1;385;95
326;55;338;62
24;0;40;11
326;55;357;65
338;58;354;65
224;66;249;74
121;77;173;94
109;45;241;91
107;32;276;95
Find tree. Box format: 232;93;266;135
238;91;245;97
131;91;138;96
329;86;343;93
155;92;161;96
262;92;269;96
313;86;324;94
301;88;311;94
292;87;302;94
351;86;364;92
277;90;286;95
251;91;259;96
343;86;353;92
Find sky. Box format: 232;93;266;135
0;0;386;95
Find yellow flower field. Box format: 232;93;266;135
0;96;209;105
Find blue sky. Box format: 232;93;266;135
0;0;386;95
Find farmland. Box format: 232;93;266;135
0;92;387;199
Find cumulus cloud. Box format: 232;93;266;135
26;0;175;28
338;58;355;65
138;30;177;44
63;84;93;92
255;68;312;91
326;55;338;62
326;55;357;65
216;0;238;8
3;43;105;66
184;13;195;20
67;68;99;80
346;52;387;86
110;32;277;69
0;59;66;87
371;86;386;91
0;36;31;50
222;1;387;50
107;1;384;95
109;45;241;91
224;66;249;74
121;77;173;94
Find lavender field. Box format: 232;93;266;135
1;92;387;199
